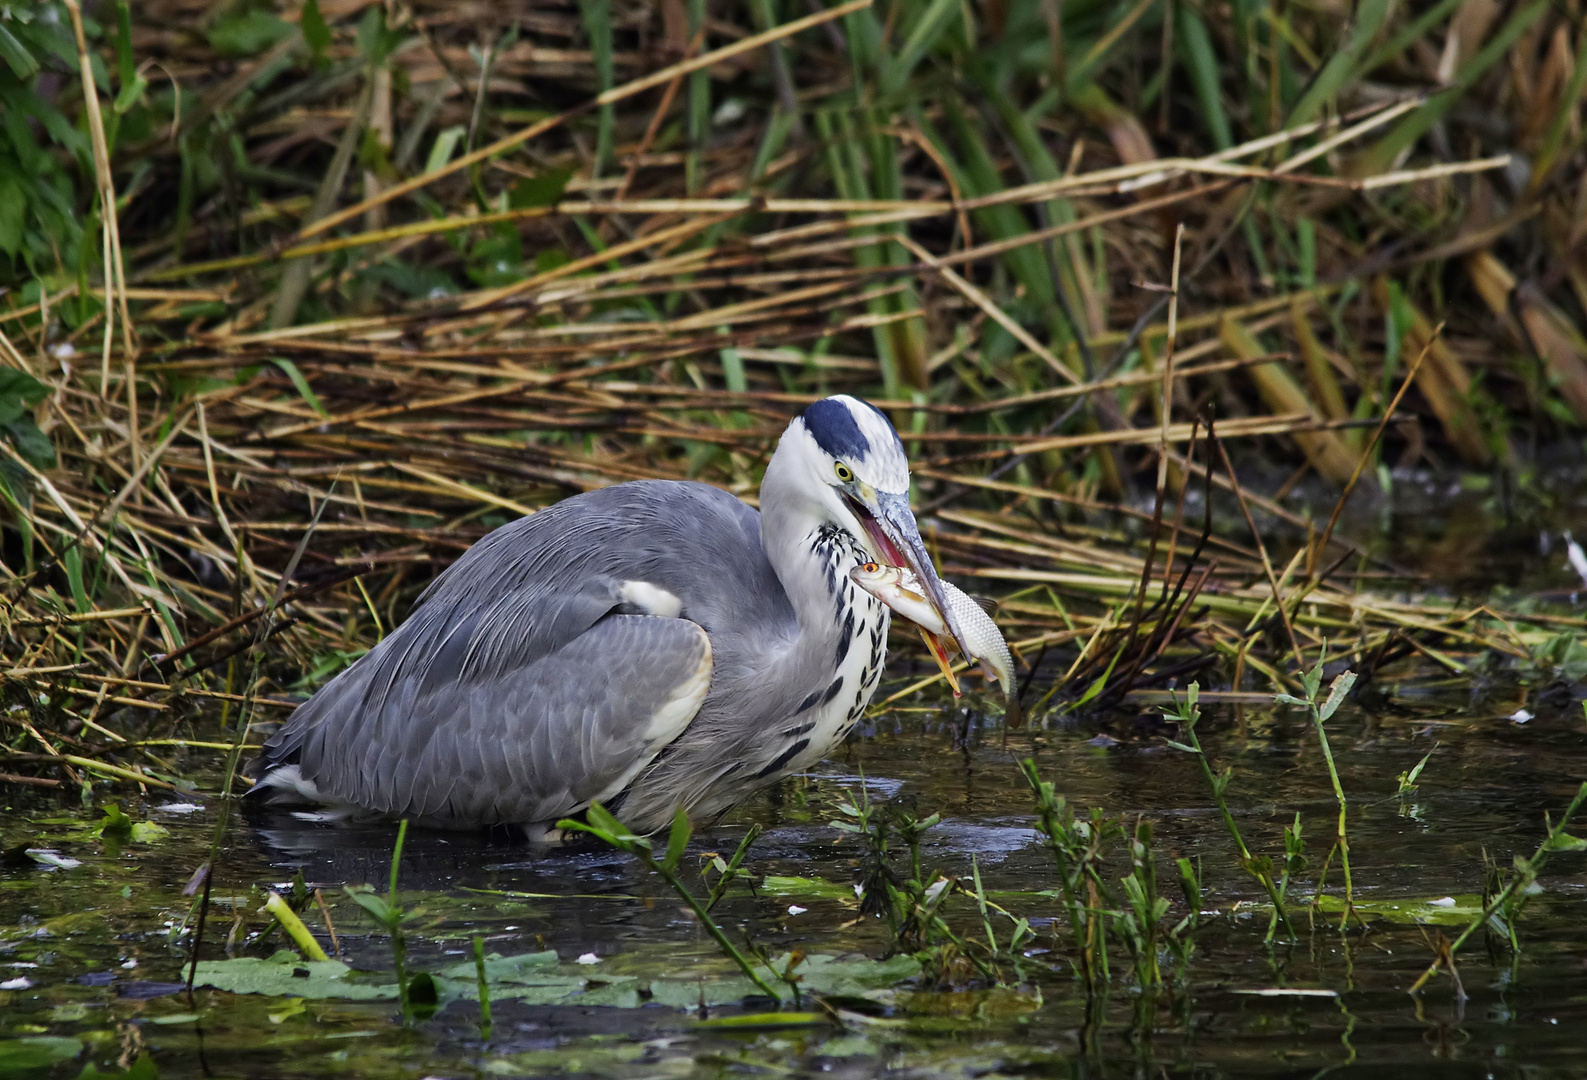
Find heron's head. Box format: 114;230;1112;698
776;395;970;659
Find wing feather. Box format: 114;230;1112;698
274;611;709;826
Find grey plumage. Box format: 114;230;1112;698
250;396;966;836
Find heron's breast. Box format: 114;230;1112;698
753;582;890;781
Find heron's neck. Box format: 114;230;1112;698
759;451;858;635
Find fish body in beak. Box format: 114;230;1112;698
849;562;1020;726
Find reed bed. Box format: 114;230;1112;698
0;0;1584;791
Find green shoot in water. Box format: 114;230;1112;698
559;804;784;1002
1409;781;1587;997
1276;651;1359;930
1022;760;1191;989
344;819;417;1023
1161;684;1298;942
473;934;492;1038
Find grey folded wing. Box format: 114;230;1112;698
267;608;713;827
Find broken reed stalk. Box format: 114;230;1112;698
1305;329;1439;581
63;0;137;460
1130;223;1186;639
1210;419;1307;669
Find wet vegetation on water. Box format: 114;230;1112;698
1;0;1587;1073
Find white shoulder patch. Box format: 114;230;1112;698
619;580;683;618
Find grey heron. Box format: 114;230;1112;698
249;395;969;837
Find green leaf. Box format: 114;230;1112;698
0;1037;81;1070
438;950;559;983
1176;3;1232;150
555;818;620;848
270;358;329;419
207;11;294;58
129;821;168;843
424;126;466;174
1309;893;1483;926
584;802;628;839
1302;658;1324;701
0;366;48;422
1284;0;1393;126
1319;672;1358;722
693;1012;828;1030
6;418;57;470
97;803;132;839
191;953;397;1000
0;23;39;80
758;875;854;899
661;809;691;874
355;6;403;65
114;0;136;87
0;174;23;259
1241;854;1275;876
62;539;88;613
1544;831;1587;852
882;0;961;95
577;0;615;175
647;952;920;1007
509;168;574;209
1163;739;1200;754
112;74;147;115
343;885;396;927
301;0;333;64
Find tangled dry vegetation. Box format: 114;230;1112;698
0;0;1584;792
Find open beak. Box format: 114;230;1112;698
847;489;972;677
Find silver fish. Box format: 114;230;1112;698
850;562;1021;726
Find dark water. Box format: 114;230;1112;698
5;475;1587;1077
3;682;1586;1078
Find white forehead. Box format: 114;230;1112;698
797;395;910;492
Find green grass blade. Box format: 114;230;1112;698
1285;0;1393;127
271;357;330;419
1176;2;1231;149
578;0;615;176
882;0;961;96
1354;0;1548;176
687;0;708;193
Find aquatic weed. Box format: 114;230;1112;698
559;803;784;1002
1409;781;1587;998
343;819;419;1023
1161;683;1298;942
828;790;1003;984
1276;650;1360;929
1021;760;1192;990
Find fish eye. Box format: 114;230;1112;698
862;562;880;572
833;461;854;483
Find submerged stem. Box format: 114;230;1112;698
1308;708;1356;930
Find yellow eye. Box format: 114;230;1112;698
833;462;854;483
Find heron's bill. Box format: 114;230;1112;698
920;629;961;695
860;491;972;658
